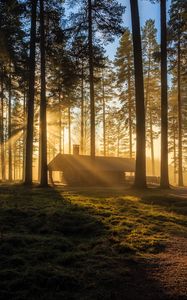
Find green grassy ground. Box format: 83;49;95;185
0;185;186;300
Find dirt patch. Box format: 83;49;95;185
145;236;187;299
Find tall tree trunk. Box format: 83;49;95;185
150;109;155;176
19;138;21;180
39;0;48;186
22;71;27;181
8;68;12;181
117;124;120;157
130;0;146;188
80;62;84;154
88;0;95;158
68;106;71;154
160;0;169;188
177;36;183;186
102;72;106;156
63;125;65;154
84;106;87;154
59;90;62;153
24;0;37;185
173;111;177;185
0;71;5;181
145;59;155;176
127;56;132;158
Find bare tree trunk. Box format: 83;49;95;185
150;109;155;176
88;0;95;158
22;72;27;181
63;125;65;154
39;0;48;187
68;106;71;154
84;106;87;154
130;0;147;188
177;36;183;186
127;56;132;158
19;138;21;180
145;55;155;176
173;112;177;185
8;68;12;181
59;90;62;153
117;124;120;157
80;62;84;154
160;0;170;188
24;0;37;185
102;72;106;156
0;71;5;181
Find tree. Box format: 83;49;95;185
68;0;124;157
24;0;37;185
160;0;170;188
39;0;48;186
130;0;147;188
0;0;27;182
169;0;187;186
115;29;135;159
142;19;160;176
149;1;170;188
168;88;178;185
0;66;6;181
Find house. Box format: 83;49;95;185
48;145;135;186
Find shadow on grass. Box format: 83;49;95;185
0;185;181;300
141;194;187;217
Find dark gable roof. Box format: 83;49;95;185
48;154;135;172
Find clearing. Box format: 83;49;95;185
0;185;186;300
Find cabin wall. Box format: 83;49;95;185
62;170;126;186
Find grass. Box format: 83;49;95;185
0;185;186;299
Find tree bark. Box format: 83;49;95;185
39;0;48;186
68;106;71;154
150;109;155;176
173;109;177;185
127;55;132;159
160;0;170;188
88;0;95;158
0;71;5;181
59;90;62;153
130;0;147;188
24;0;37;185
102;71;106;156
177;36;183;186
145;56;155;176
22;69;27;181
8;67;12;181
80;62;84;154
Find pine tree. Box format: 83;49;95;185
168;0;187;186
68;0;124;157
115;29;135;159
150;0;170;188
0;0;28;182
160;0;170;188
24;0;37;185
130;0;147;188
38;0;48;186
168;88;178;185
142;19;160;176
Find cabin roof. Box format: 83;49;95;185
48;153;135;173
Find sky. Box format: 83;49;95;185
106;0;172;59
105;0;172;161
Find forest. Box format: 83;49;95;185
0;0;187;299
0;0;186;187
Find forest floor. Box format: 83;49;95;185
0;184;187;300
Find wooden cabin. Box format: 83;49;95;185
48;146;135;186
